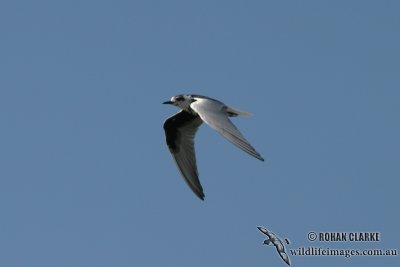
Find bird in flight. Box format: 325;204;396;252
163;94;264;200
257;226;291;266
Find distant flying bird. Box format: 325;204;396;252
163;94;264;200
257;226;291;266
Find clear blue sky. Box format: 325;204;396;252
1;0;399;266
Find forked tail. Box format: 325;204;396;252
226;106;252;117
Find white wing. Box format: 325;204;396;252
279;251;291;266
257;226;270;236
191;98;264;161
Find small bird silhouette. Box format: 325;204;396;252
257;226;291;266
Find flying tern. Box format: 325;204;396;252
163;94;264;200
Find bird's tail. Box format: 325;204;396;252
226;106;252;117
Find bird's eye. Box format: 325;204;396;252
175;96;184;101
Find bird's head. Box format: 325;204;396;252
163;94;193;111
263;239;272;245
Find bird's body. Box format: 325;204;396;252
163;94;264;200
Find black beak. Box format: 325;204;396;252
163;101;173;105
